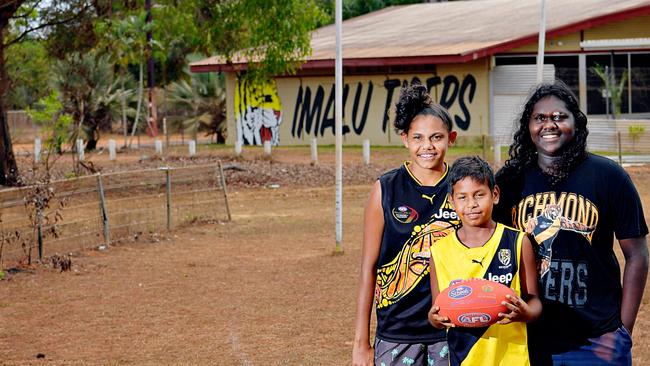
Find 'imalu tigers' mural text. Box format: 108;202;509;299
226;60;489;145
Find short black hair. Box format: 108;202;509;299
448;156;495;194
394;83;453;134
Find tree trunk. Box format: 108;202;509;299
0;111;19;185
216;131;225;144
0;28;19;186
121;73;128;148
128;60;144;147
86;136;98;150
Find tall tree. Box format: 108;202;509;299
96;12;157;147
52;51;132;150
6;40;50;109
192;0;327;82
1;0;327;185
0;0;91;186
167;71;226;143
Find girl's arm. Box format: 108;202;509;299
498;235;542;324
619;236;648;334
352;181;384;366
428;253;455;329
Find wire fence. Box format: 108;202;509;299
0;163;230;265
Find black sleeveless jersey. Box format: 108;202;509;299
494;154;648;352
375;162;460;343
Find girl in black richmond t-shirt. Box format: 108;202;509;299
494;81;648;366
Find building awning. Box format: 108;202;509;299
580;38;650;50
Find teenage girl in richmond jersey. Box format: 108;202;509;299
353;84;459;366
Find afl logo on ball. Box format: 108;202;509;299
448;285;472;299
458;313;492;325
392;205;419;224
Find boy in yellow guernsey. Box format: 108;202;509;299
428;156;542;366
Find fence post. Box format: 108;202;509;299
34;138;41;163
77;139;84;161
108;139;117;161
155;139;163;155
218;161;232;221
263;140;272;157
310;138;318;165
235;141;242;156
165;167;172;230
96;174;110;246
617;131;623;165
481;135;487;161
493;138;502;167
189;140;196;156
362;139;370;165
163;117;169;149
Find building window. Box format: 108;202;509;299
495;52;650;115
586;54;629;115
631;53;650;114
546;55;578;98
494;55;579;98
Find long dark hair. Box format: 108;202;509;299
394;83;453;133
496;81;589;187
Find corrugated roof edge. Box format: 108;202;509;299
190;3;650;74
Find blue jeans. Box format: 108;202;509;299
551;326;632;366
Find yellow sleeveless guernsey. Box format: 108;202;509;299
430;223;529;366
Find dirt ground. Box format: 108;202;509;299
1;146;649;365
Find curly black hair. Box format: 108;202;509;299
496;81;589;187
394;83;453;133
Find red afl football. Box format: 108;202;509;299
434;278;516;328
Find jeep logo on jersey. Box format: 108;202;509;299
458;312;491;325
498;249;511;267
392;205;419;224
448;285;472;299
433;208;458;220
487;272;513;285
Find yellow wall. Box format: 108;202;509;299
505;33;582;53
584;14;650;39
226;59;489;146
225;72;236;144
506;14;650;53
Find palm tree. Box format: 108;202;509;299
97;12;159;147
167;71;226;143
52;51;135;150
591;63;628;118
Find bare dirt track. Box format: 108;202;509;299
1;146;649;365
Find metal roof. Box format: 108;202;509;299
190;0;650;73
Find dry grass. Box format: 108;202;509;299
0;147;648;365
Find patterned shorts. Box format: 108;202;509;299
374;338;449;366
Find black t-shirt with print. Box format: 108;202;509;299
494;153;648;352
